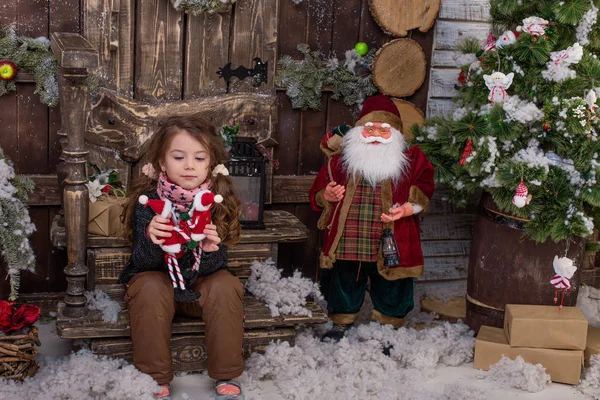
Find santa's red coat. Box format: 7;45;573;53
309;146;435;280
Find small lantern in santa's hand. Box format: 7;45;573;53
381;228;400;267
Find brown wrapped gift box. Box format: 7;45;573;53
475;326;584;385
88;197;127;237
504;304;588;350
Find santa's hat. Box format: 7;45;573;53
355;94;403;132
139;195;172;218
193;190;223;212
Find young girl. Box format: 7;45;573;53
119;115;245;400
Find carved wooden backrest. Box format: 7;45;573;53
85;89;278;200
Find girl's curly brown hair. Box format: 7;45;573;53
123;115;242;246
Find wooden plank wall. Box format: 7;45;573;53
2;0;480;297
0;0;78;298
427;0;490;118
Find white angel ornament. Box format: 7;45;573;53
483;72;514;103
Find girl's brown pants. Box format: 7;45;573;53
125;269;245;384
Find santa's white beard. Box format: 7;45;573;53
341;126;409;187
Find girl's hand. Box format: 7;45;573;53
202;223;221;252
147;214;173;245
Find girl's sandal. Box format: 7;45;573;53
214;379;244;400
153;384;171;399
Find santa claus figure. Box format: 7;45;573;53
309;94;435;342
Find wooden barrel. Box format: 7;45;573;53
466;193;585;334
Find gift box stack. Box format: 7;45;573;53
474;304;587;385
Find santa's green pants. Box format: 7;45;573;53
326;260;414;328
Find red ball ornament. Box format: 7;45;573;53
0;60;17;81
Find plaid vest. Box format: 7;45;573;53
336;178;383;262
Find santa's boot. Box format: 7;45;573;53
321;324;351;342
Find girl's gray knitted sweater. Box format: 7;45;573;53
117;191;228;288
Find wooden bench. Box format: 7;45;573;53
49;32;326;370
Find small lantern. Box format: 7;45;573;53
227;136;267;229
381;228;400;267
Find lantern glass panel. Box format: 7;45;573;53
230;175;262;223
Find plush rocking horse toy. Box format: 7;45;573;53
139;190;223;301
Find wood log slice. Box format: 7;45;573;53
369;0;440;37
421;296;466;322
372;39;427;98
392;99;424;141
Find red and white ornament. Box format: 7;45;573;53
550;255;577;311
518;17;550;37
482;32;497;52
512;179;531;208
189;190;223;241
458;138;473;166
483;72;514;103
496;30;519;48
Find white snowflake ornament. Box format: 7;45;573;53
483;72;514;103
496;31;519;48
518;17;550;36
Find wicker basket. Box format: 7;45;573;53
0;326;40;381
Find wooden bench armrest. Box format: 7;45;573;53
50;33;99;69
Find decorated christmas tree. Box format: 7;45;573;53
414;0;600;244
0;147;36;301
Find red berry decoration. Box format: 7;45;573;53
543;123;551;131
458;70;467;85
458;138;473;165
0;60;17;81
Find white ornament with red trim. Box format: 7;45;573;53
482;32;497;52
512;179;531;208
517;17;550;37
550;255;577;311
483;72;514;103
496;30;520;48
587;90;598;122
189;190;223;242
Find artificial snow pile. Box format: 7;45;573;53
245;259;323;317
483;356;551;393
577;285;600;327
580;354;600;389
0;349;159;400
242;321;476;399
85;289;121;324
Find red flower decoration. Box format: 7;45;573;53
0;60;17;81
0;300;40;334
102;185;111;193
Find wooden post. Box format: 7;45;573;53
51;33;99;318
